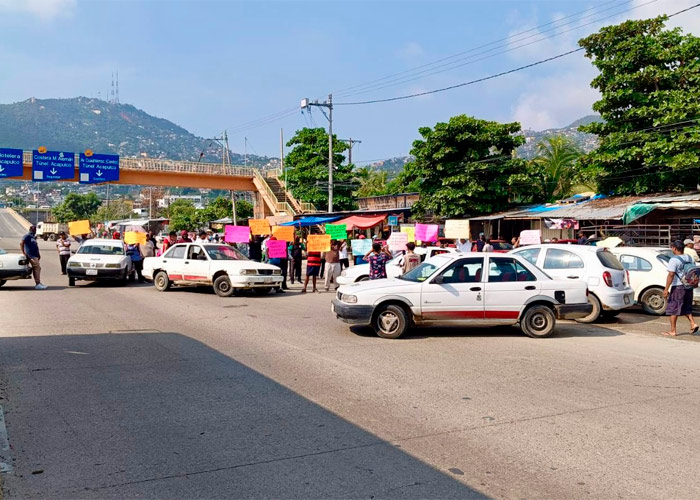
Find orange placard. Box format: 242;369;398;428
307;234;331;252
248;219;271;235
272;225;295;242
68;219;91;236
124;231;147;245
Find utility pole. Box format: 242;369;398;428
340;138;362;165
301;94;334;212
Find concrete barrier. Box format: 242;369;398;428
5;208;31;231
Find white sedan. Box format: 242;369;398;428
332;252;592;339
67;239;135;286
337;246;455;285
143;243;283;297
0;248;33;287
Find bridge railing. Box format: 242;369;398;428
22;151;255;177
262;167;318;214
252;169;296;216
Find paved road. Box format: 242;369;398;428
1;233;700;499
0;209;29;241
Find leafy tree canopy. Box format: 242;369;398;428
167;199;198;231
401;115;527;217
285;127;356;211
92;199;133;223
526;136;585;203
578;16;700;194
52;192;102;222
198;196;253;224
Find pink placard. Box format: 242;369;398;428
415;223;438;242
388;232;408;251
225;225;250;243
267;239;288;258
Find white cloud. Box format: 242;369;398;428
0;0;76;21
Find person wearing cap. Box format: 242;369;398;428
56;231;71;275
683;239;699;262
20;225;47;290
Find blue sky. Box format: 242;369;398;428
0;0;697;162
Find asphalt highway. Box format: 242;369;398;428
1;215;700;499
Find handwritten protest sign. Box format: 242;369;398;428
444;219;471;239
415;223;438;242
224;225;250;243
387;232;408;252
400;226;415;243
124;231;147;245
325;224;347;240
307;234;331;252
267;239;288;258
351;238;372;256
272;225;295;242
248;219;271;235
68;219;90;236
519;229;542;245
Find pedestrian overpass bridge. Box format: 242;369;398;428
16;151;317;218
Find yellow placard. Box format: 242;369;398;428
124;231;147;245
444;219;471;239
400;226;415;243
249;219;271;235
272;225;295;242
307;234;331;252
68;219;91;236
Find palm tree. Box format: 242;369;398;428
354;168;388;198
530;136;586;202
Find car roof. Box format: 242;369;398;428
82;238;123;245
514;243;601;253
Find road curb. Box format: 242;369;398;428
5;208;31;231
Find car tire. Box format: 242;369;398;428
357;275;369;282
520;305;556;338
214;275;235;297
154;271;171;292
253;287;272;296
576;294;601;323
0;279;5;287
640;287;666;315
601;310;621;318
372;304;409;339
68;277;75;287
49;234;57;241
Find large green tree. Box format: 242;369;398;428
198;196;253;224
92;199;133;223
401;115;527;217
52;192;102;222
527;136;585;203
354;167;389;198
167;199;199;231
285;127;356;211
578;16;700;194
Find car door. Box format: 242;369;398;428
540;247;585;281
162;244;187;281
184;245;211;283
617;253;651;292
483;256;540;321
420;257;485;321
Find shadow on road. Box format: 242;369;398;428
0;332;487;499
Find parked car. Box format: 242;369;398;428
67;238;135;286
332;252;592;339
142;243;283;297
0;248;32;287
510;244;634;322
336;246;455;285
609;247;697;314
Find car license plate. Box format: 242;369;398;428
624;294;631;305
86;269;98;276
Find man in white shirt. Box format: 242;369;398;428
456;238;471;252
663;240;698;336
683;239;699;262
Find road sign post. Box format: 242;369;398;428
32;150;75;182
79;152;119;184
0;148;23;178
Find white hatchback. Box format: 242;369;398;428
510;244;634;322
332;253;592;339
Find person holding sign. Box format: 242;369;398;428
323;241;341;292
126;242;145;282
364;242;393;280
302;249;321;293
56;232;71;275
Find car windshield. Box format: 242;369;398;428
205;245;249;261
656;253;671;264
77;244;124;255
0;248;6;255
399;261;440;282
492;242;513;251
596;250;624;270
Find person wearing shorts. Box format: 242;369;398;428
302;251;321;293
663;240;698;336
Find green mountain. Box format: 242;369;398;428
0;97;274;167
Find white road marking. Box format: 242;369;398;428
0;405;12;473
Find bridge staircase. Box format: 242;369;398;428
253;169;318;217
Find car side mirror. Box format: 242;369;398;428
433;275;444;285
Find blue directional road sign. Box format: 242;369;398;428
0;148;24;178
32;150;75;182
79;153;119;184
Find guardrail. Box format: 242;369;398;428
263;168;319;213
252;169;296;216
22;151;255;177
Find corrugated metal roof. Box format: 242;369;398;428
638;193;700;203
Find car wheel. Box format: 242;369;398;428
214;275;235;297
253;287;272;296
601;310;621;318
357;275;369;282
641;287;666;315
372;304;409;339
0;279;6;287
49;234;57;241
68;277;75;287
576;294;602;323
520;305;556;338
154;271;171;292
